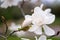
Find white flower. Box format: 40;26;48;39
35;35;52;40
35;35;47;40
0;0;21;8
9;22;21;31
27;4;55;36
9;22;35;38
32;4;55;26
15;31;36;38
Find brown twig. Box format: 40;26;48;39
18;0;25;17
21;0;25;8
1;16;8;35
8;26;30;37
8;30;18;36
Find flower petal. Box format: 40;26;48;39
43;25;55;36
32;12;44;26
43;13;55;24
9;22;21;31
45;9;51;13
34;7;43;14
38;35;47;40
40;4;44;9
28;25;38;32
15;31;35;38
15;31;27;37
34;26;42;35
25;15;32;19
22;15;32;27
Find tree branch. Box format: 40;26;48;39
1;16;8;35
8;30;18;36
0;35;6;39
18;0;25;17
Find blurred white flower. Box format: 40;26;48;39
35;35;52;40
35;35;47;40
0;0;21;8
9;22;21;31
32;4;55;26
28;4;55;36
9;22;36;38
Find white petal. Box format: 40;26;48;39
15;31;27;37
22;15;32;27
25;15;32;19
32;12;44;26
34;7;43;14
43;25;55;36
44;13;55;24
22;19;32;27
34;26;42;35
40;4;44;9
15;31;35;38
9;22;21;31
38;35;47;40
28;25;38;32
28;25;42;35
45;9;51;13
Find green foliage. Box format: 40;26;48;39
0;35;60;40
51;37;60;40
7;35;21;40
0;6;23;24
0;6;22;20
51;17;60;25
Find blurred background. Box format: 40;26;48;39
0;0;60;40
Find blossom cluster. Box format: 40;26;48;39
0;0;55;40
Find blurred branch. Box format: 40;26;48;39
21;0;25;8
8;26;30;37
20;7;25;17
8;30;18;37
18;0;25;17
0;35;6;39
1;16;8;35
0;35;7;40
